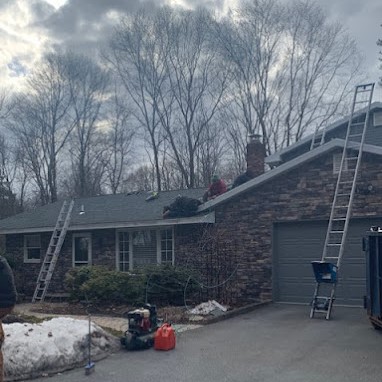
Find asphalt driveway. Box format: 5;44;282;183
28;304;382;382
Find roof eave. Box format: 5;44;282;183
265;102;382;165
0;212;215;235
199;139;382;212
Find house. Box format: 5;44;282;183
0;189;214;298
2;102;382;307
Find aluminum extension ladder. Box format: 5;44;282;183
310;124;327;150
310;83;375;319
32;200;74;302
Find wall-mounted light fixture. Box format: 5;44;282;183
79;204;85;215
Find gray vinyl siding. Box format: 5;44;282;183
280;108;382;165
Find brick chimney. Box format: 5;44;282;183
246;134;266;178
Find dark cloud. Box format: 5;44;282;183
41;0;158;38
30;1;55;20
36;0;161;55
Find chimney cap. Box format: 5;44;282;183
248;133;262;142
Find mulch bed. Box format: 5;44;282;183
20;302;197;324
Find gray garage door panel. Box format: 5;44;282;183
273;218;381;306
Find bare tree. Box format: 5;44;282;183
108;8;172;191
0;134;19;217
161;8;229;188
378;26;382;86
8;53;74;204
0;88;12;122
104;84;135;194
214;0;362;155
65;53;110;197
124;164;156;192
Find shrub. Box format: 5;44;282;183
64;264;200;306
143;264;200;306
65;266;145;305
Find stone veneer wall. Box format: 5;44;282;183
6;229;116;298
175;150;382;306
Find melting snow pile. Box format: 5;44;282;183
188;300;228;316
2;317;120;381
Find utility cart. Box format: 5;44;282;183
310;261;338;319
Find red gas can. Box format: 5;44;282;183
154;323;176;351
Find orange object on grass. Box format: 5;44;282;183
154;323;176;351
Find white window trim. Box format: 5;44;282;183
116;227;174;270
72;233;92;267
24;234;41;263
159;227;175;266
115;230;132;272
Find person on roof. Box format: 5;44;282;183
232;170;252;189
203;174;227;202
0;255;17;382
163;196;202;218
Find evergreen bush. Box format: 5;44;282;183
64;264;200;306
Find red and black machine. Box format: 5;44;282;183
120;303;159;350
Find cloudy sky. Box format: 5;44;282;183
1;0;381;96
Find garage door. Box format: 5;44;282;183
273;218;381;306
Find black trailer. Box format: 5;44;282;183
363;230;382;329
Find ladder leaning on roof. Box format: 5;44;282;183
310;83;375;320
32;200;74;303
310;124;328;150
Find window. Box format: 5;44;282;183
333;153;348;174
72;233;92;267
160;228;174;265
373;112;382;127
118;232;130;272
117;228;174;271
24;234;41;263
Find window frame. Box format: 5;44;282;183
116;227;174;271
159;228;174;265
72;233;92;267
373;111;382;127
24;234;41;263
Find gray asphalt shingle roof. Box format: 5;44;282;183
0;188;207;233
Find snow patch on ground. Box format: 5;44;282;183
2;317;120;381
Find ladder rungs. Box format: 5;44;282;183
334;205;349;209
330;230;344;234
327;243;341;246
324;257;339;260
33;200;74;303
356;85;374;92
